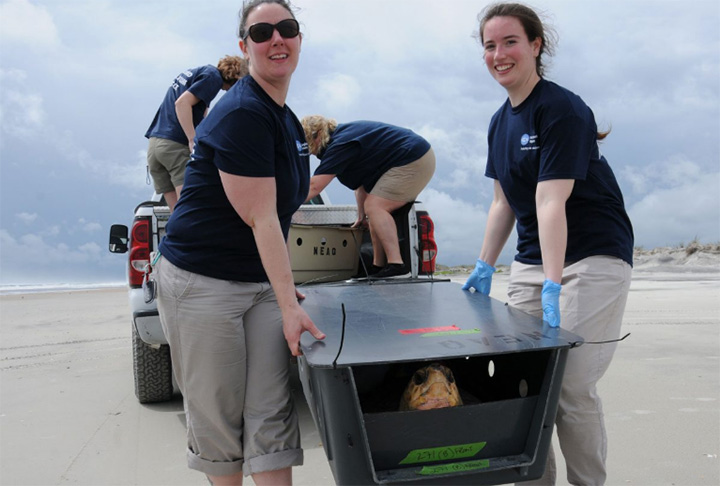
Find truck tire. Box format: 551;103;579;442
132;324;173;403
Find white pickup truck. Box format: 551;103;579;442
108;194;439;403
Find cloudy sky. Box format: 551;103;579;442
1;0;718;286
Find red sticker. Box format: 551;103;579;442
399;325;460;335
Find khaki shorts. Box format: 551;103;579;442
155;258;303;477
147;137;190;194
371;147;436;201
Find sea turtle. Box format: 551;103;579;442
399;362;463;411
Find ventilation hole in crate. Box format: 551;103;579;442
342;240;348;247
488;360;495;378
518;379;528;398
296;238;303;246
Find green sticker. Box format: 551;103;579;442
399;442;486;465
421;328;481;338
418;459;491;475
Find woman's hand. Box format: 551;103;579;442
351;214;368;228
282;304;326;357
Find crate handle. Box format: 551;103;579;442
332;303;347;369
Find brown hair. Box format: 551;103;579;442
301;115;338;155
216;56;248;86
237;0;296;39
478;3;610;140
477;2;556;78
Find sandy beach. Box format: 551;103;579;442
1;250;718;486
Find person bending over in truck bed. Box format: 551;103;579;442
155;1;325;485
301;116;436;279
144;55;248;211
464;3;634;484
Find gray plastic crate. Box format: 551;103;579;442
298;280;582;485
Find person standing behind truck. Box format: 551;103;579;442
145;55;248;211
463;3;633;485
301;116;435;279
155;1;325;485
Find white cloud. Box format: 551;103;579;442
81;222;103;233
42;225;60;237
0;68;27;83
0;86;47;138
623;156;706;196
78;241;101;255
628;171;720;247
420;188;487;265
414;123;487;190
15;212;37;224
315;73;361;111
0;0;60;50
0;229;118;284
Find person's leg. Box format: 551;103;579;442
147;137;177;208
253;468;292;486
364;194;407;266
366;148;436;269
553;256;631;485
507;262;557;486
508;257;632;486
156;259;254;481
241;284;303;483
163;189;179;211
160;138;190;211
207;471;244;486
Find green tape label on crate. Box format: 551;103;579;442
418;459;491;476
420;328;481;338
399;441;486;465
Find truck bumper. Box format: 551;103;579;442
133;311;166;345
129;289;167;345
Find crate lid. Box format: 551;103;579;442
299;280;583;368
291;205;358;226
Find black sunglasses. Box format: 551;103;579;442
243;19;300;43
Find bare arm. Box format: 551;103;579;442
175;90;202;152
219;170;325;355
352;186;369;228
478;180;516;266
305;174;336;202
535;179;574;283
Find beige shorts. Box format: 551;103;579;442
371;147;436;201
155;257;303;477
147;137;190;194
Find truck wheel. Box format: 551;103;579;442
132;324;173;403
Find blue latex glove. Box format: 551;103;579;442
462;259;496;295
541;279;562;328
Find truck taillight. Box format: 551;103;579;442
417;212;437;274
129;218;150;287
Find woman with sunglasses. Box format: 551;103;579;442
155;1;324;485
464;3;633;484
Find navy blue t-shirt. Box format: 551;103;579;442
314;121;431;192
159;76;310;282
485;79;634;266
145;65;224;145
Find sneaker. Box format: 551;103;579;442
368;265;384;276
371;263;409;279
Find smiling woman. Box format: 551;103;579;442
237;0;303;106
464;3;635;485
153;1;324;485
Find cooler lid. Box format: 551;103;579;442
299;280;583;368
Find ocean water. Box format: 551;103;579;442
0;282;126;296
